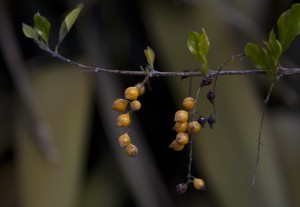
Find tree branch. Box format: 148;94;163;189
39;44;300;78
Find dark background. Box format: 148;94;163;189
1;0;300;206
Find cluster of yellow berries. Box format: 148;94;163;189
112;83;145;157
169;97;201;151
176;178;206;194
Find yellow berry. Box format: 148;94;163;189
172;122;188;133
126;143;139;157
112;98;128;112
124;87;139;101
188;121;201;134
118;133;131;147
174;110;189;122
135;82;145;96
182;97;195;110
130;100;141;111
169;140;185;151
193;178;206;191
176;132;189;145
117;113;131;127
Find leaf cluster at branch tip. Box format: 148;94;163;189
22;4;84;52
245;3;300;80
187;28;210;75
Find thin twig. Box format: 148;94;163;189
188;76;193;97
187;136;194;183
212;54;246;116
192;87;202;121
251;81;276;186
186;86;202;181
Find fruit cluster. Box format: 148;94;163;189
169;97;201;151
170;75;217;194
112;83;145;157
176;177;206;194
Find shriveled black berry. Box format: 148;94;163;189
207;91;215;104
176;183;188;195
197;115;207;128
207;115;216;129
201;76;212;87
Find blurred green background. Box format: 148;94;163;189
0;0;300;206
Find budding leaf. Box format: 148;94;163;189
245;30;282;80
56;4;84;50
277;3;300;53
144;46;155;68
34;12;51;43
187;28;210;74
22;23;38;40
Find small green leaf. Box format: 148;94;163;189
22;23;38;40
57;4;84;49
245;31;282;80
188;32;201;61
245;43;271;74
199;29;210;57
187;28;210;74
267;30;282;63
277;3;300;53
34;12;51;43
144;46;155;67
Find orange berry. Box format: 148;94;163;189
130;100;141;111
112;98;128;112
118;133;131;147
193;178;206;191
117;113;131;127
124;87;139;101
126;143;139;157
174;110;189;122
176;132;189;145
188;121;201;134
135;83;145;96
182;97;195;110
169;140;185;151
173;122;188;133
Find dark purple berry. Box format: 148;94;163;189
201;76;212;87
207;91;215;104
197;115;207;128
207;115;216;129
176;183;188;195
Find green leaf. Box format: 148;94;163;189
57;4;84;49
187;28;210;74
199;29;210;57
34;12;51;43
277;3;300;53
22;23;38;40
245;31;282;80
144;46;155;67
267;30;282;64
245;43;271;75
